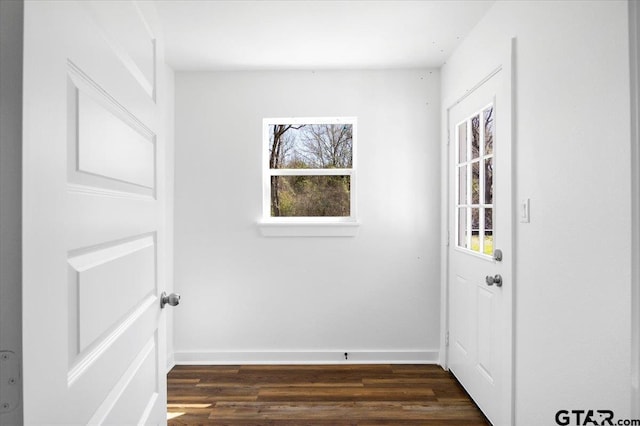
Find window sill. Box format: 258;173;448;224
257;220;360;237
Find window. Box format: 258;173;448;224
260;117;358;236
455;105;494;256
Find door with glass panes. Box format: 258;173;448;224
447;63;513;426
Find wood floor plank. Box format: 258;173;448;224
167;364;490;425
197;381;365;388
207;402;485;419
257;386;437;401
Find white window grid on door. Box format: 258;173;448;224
455;102;494;257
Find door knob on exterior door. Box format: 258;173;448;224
486;274;503;287
160;292;181;309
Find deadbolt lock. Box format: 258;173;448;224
493;249;503;262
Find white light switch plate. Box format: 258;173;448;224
520;198;530;223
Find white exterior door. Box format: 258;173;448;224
446;59;513;425
23;1;170;423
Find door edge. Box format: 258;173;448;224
629;0;640;416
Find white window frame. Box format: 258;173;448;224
258;116;359;237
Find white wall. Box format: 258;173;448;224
442;1;631;424
0;0;23;423
174;70;441;363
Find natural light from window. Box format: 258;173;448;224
260;117;358;237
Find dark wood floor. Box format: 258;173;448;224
167;364;490;425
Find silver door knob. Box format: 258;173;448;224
485;274;502;287
160;292;181;309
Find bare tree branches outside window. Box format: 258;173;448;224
268;122;354;217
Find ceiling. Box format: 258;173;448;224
154;0;494;71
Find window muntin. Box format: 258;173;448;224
263;117;356;221
455;105;494;256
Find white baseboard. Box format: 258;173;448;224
173;350;439;365
166;354;176;373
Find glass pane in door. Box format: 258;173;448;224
458;166;467;205
471;115;480;159
458;208;468;249
458;122;467;163
455;104;495;258
471;161;480;204
484;106;494;155
484;157;493;204
484;208;494;256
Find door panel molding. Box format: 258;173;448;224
68;234;156;354
84;1;157;100
87;335;159;425
67;61;156;198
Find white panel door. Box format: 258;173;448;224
447;57;513;425
23;1;169;423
